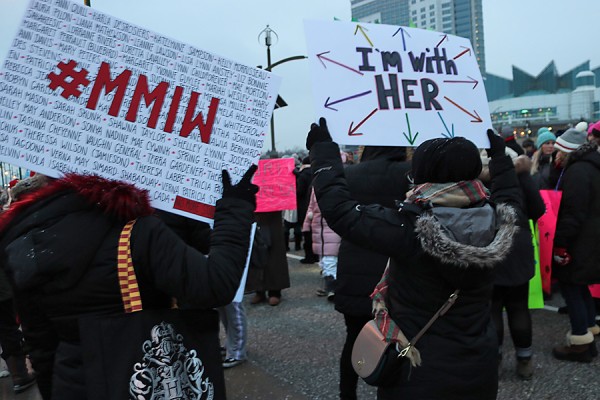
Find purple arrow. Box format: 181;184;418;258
392;27;411;51
324;90;372;111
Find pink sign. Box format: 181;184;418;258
590;284;600;299
253;158;297;213
537;190;562;294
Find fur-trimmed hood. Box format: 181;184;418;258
0;174;153;233
415;203;518;268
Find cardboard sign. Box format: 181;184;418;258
253;158;296;213
0;0;281;223
304;20;491;147
538;190;562;294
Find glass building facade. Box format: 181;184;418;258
351;0;485;75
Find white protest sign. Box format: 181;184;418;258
0;0;281;223
304;20;491;147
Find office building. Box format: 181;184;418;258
351;0;485;75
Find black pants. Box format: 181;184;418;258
491;282;532;352
340;314;371;400
0;298;24;359
303;231;316;260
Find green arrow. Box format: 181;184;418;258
402;113;419;145
437;112;455;138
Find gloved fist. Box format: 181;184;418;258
485;129;505;159
306;117;332;151
553;247;572;266
221;164;259;206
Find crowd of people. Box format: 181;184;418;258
1;119;600;399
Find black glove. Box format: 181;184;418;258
486;129;505;159
306;117;332;151
221;164;259;206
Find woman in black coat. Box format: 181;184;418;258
335;146;410;400
551;139;600;362
0;168;257;399
307;119;520;400
482;155;545;379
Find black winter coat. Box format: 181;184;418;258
335;149;410;317
493;171;545;286
554;143;600;284
0;174;254;399
310;142;520;400
295;164;312;224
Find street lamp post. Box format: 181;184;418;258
258;25;307;153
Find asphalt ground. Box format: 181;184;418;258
3;249;600;400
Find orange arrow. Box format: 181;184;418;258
443;96;482;123
348;109;378;136
453;46;472;60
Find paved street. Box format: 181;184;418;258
2;250;600;399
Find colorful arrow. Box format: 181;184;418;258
317;51;364;76
324;90;372;111
443;96;483;123
436;34;448;48
437;112;455;138
453;46;472;60
443;76;479;89
348;108;378;136
392;27;411;51
354;25;374;47
402;113;419;144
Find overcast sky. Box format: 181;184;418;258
0;0;599;151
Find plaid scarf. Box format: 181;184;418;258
370;180;488;366
405;179;489;208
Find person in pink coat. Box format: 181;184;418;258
303;187;341;300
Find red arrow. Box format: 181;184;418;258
453;46;472;60
348;108;378;136
317;51;364;76
443;96;482;123
435;34;448;48
443;76;479;89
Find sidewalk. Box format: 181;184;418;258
2;251;600;399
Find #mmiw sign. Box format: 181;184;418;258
0;0;281;222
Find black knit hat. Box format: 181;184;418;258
411;137;482;184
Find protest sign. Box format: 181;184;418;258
253;158;296;213
538;190;562;294
0;0;281;223
304;20;491;147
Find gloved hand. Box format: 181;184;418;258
553;247;572;266
221;164;259;206
306;117;332;151
486;129;505;159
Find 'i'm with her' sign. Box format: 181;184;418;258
304;20;491;147
0;0;281;223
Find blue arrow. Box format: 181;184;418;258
438;112;455;138
392;27;411;51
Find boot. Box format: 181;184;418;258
294;235;302;251
552;331;594;363
516;357;533;380
588;334;598;358
316;277;327;296
324;275;336;302
6;355;36;394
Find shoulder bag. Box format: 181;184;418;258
79;220;225;400
351;263;459;387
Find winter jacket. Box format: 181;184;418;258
335;148;411;317
310;142;519;400
295;163;312;225
554;143;600;284
302;188;341;257
490;156;546;287
0;174;254;399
